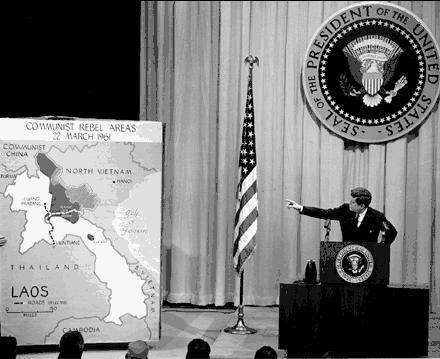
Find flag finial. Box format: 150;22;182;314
244;55;259;68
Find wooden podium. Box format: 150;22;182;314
279;241;429;358
319;241;390;285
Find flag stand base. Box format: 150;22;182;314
223;305;257;334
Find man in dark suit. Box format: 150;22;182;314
286;187;397;243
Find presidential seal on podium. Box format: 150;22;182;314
335;244;374;283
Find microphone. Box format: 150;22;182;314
324;218;331;241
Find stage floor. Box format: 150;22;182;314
16;306;440;358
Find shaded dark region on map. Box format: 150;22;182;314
87;234;95;241
50;183;81;223
36;153;58;178
35;152;100;224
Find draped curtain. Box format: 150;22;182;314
143;1;440;312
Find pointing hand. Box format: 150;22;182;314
285;199;302;211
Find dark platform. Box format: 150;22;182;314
279;283;429;358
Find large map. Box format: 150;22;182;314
0;118;162;345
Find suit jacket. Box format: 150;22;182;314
301;203;397;243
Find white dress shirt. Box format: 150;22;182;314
357;208;367;227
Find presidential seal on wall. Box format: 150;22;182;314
335;244;374;283
303;2;440;143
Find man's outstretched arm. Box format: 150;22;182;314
286;199;346;221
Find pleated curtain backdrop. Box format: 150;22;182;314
142;1;440;313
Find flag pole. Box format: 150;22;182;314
224;271;257;334
224;55;258;335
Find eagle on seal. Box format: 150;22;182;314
340;35;403;107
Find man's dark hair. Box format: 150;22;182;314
186;338;211;358
58;330;84;359
255;345;277;358
0;336;17;359
351;187;372;207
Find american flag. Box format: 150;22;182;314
233;69;258;274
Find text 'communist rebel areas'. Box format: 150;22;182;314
24;121;137;142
